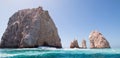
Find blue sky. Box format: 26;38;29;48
0;0;120;48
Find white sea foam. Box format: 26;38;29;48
0;53;16;57
38;46;57;50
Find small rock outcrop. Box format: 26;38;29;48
80;39;87;49
70;39;79;48
0;7;62;48
89;31;110;48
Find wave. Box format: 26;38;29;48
0;48;120;58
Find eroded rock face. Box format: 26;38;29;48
80;39;87;49
70;39;79;48
89;31;110;48
0;7;62;48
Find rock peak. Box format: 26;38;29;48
70;39;79;48
89;31;110;48
80;39;87;49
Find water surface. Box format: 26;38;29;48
0;48;120;58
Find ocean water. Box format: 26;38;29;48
0;48;120;58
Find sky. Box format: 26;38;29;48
0;0;120;48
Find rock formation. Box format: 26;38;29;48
80;39;87;49
70;39;79;48
0;7;62;48
89;31;110;48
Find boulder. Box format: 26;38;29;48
70;39;79;48
0;7;62;48
89;31;110;48
80;39;87;49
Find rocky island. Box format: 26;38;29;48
80;39;87;49
0;7;62;48
89;31;110;48
70;39;79;48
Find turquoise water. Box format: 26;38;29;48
0;48;120;58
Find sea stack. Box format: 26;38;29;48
80;39;87;49
89;31;110;48
0;7;62;48
70;39;79;48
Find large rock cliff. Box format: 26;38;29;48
0;7;62;48
89;31;110;48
